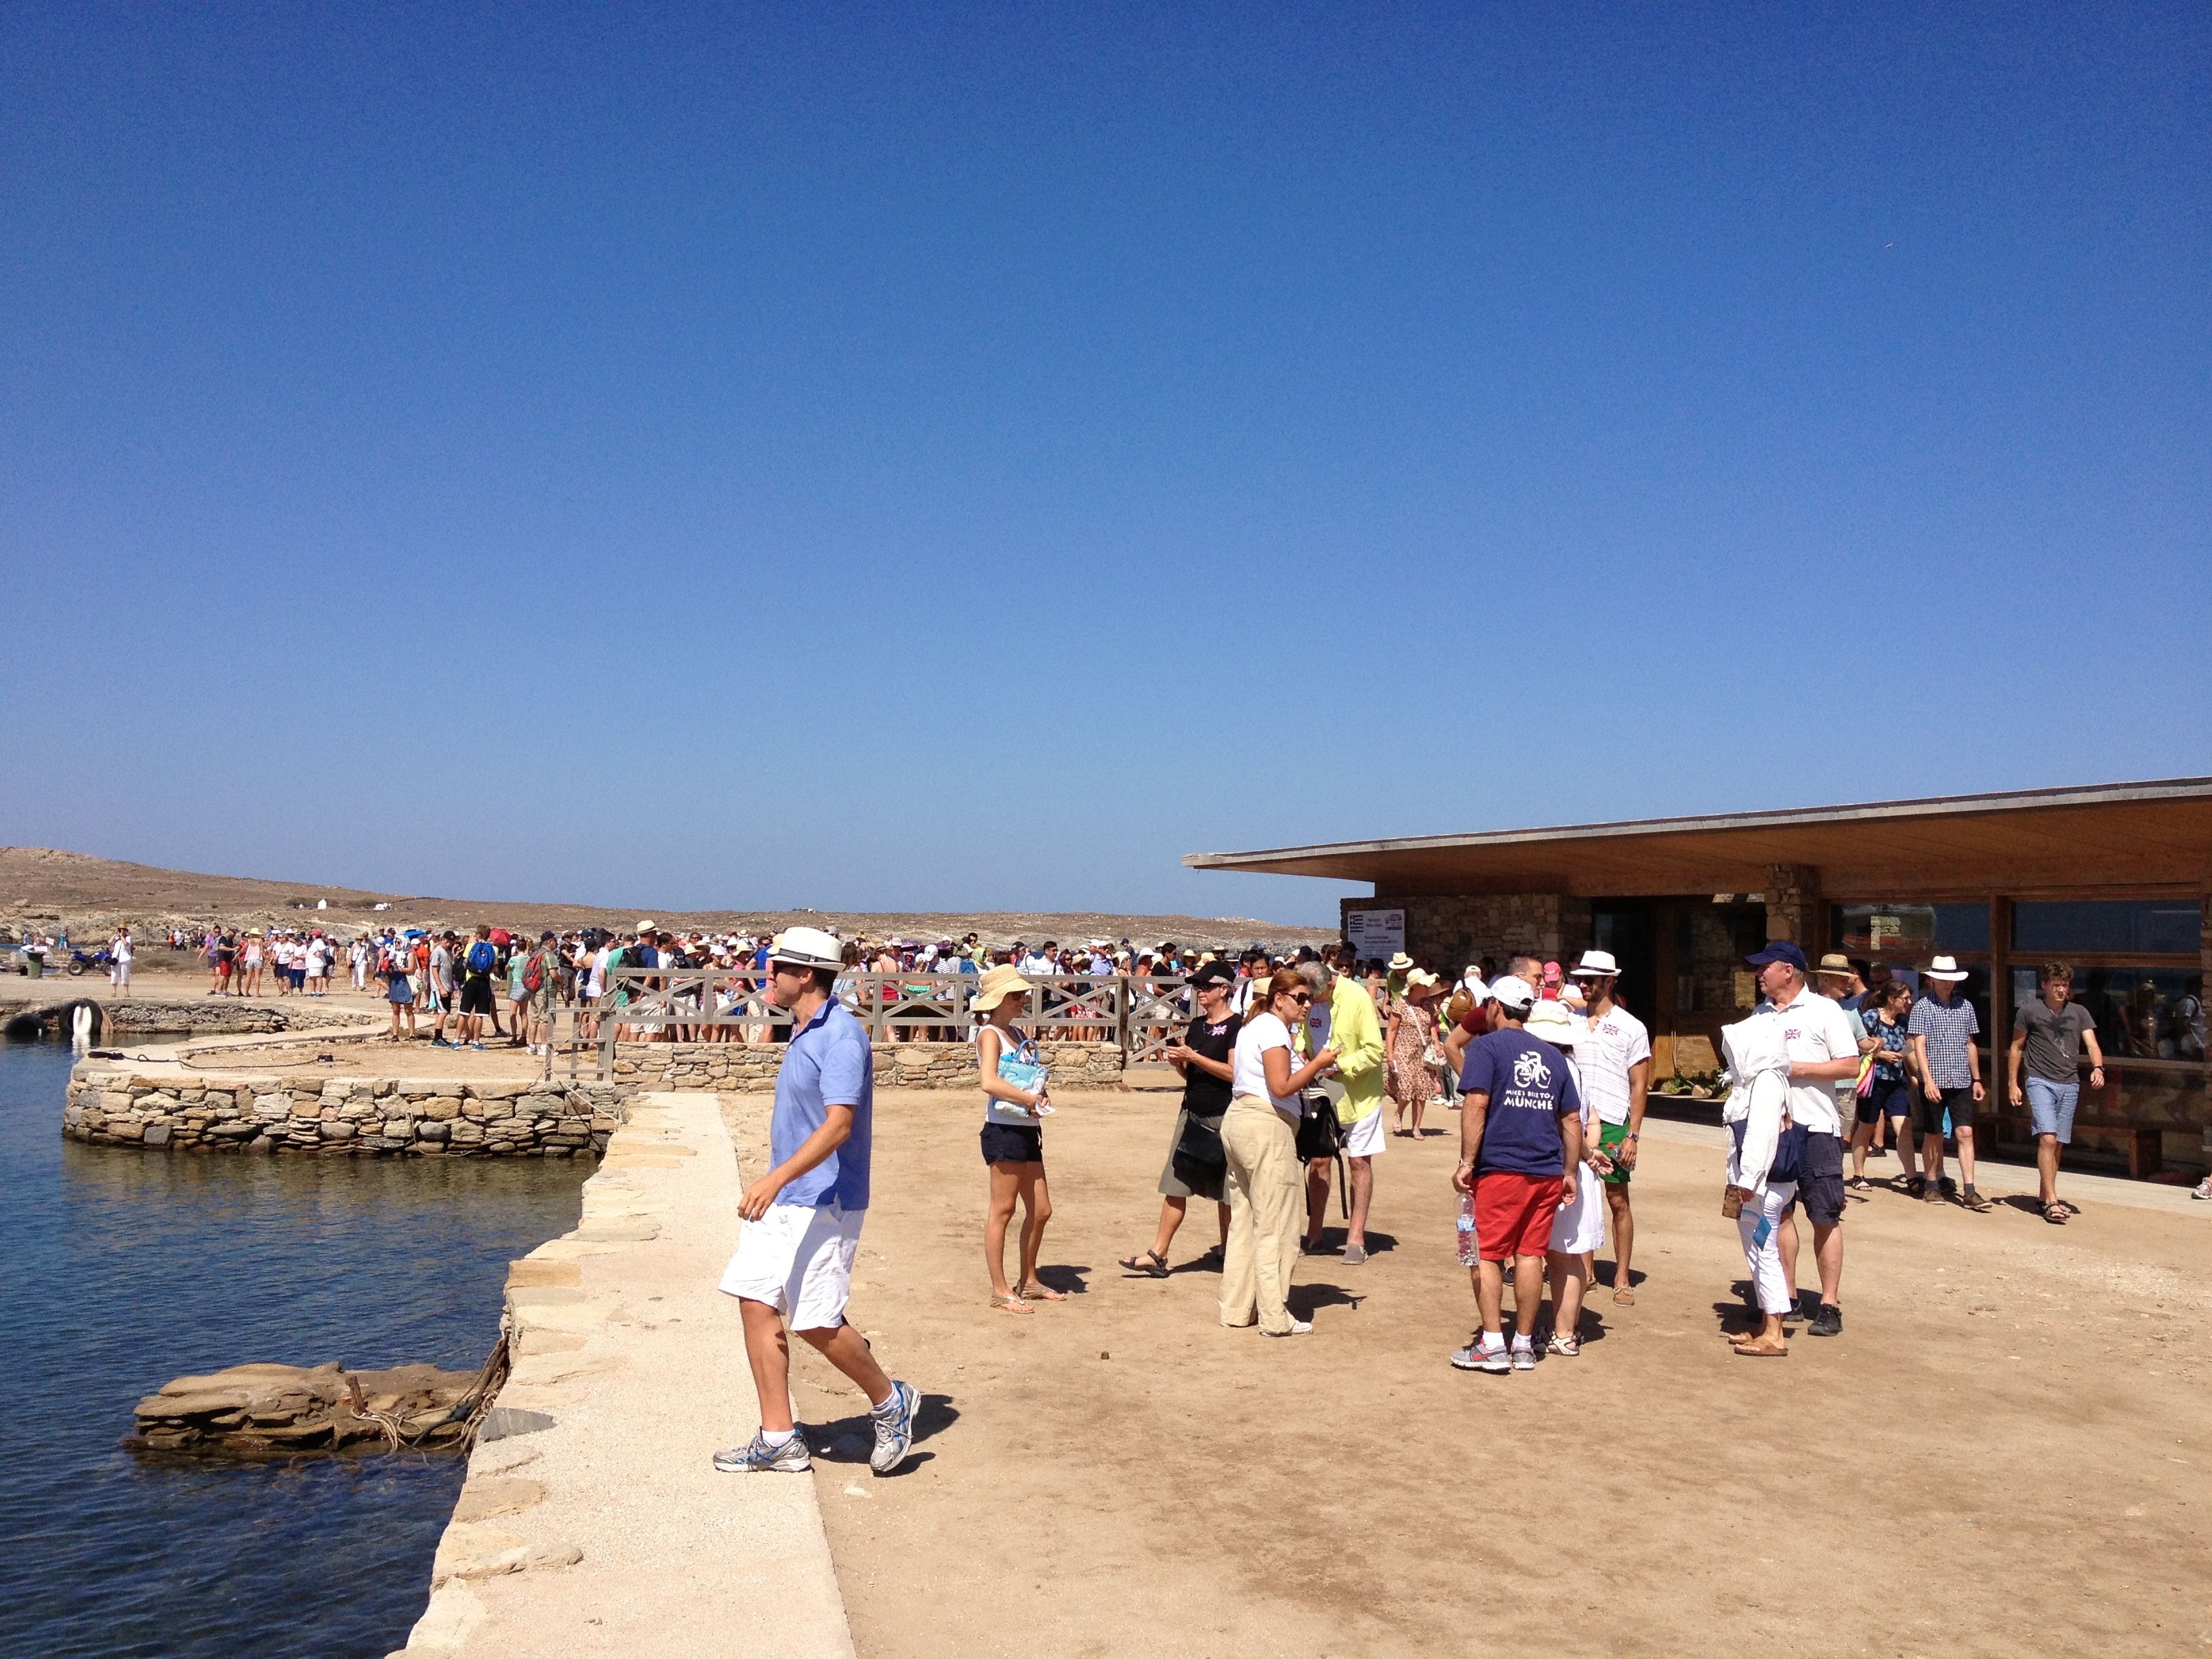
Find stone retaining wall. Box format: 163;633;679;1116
64;1065;630;1158
606;1038;1126;1091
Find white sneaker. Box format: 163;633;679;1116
1266;1319;1313;1337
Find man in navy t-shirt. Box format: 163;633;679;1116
1451;975;1584;1374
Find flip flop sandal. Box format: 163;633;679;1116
990;1293;1033;1314
1118;1249;1170;1279
1016;1280;1068;1302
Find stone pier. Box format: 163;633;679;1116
394;1092;854;1658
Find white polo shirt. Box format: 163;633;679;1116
1756;986;1858;1137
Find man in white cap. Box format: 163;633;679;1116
1450;973;1586;1373
1908;956;1990;1211
1568;951;1651;1306
715;925;920;1476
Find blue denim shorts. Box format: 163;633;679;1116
2026;1076;2078;1143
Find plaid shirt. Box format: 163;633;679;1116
1907;993;1980;1088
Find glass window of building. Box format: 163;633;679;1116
2012;900;2201;957
2013;966;2208;1063
1833;903;1990;957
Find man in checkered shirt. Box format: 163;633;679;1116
1907;956;1990;1211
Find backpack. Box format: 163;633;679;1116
467;941;496;975
523;949;545;994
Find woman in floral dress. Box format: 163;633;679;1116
1387;970;1446;1137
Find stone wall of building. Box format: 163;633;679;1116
605;1039;1127;1092
64;1066;630;1157
0;997;365;1040
1343;893;1592;971
1763;865;1821;954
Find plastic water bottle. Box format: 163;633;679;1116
1456;1191;1478;1267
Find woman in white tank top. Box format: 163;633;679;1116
972;964;1061;1315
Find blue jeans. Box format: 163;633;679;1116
2026;1076;2078;1144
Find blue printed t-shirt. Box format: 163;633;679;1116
1461;1027;1582;1177
772;1000;874;1210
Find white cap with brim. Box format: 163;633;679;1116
1487;975;1538;1011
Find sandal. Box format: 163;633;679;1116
1612;1288;1635;1307
1118;1249;1170;1279
2042;1199;2070;1225
1545;1332;1580;1357
1015;1279;1067;1302
990;1293;1033;1315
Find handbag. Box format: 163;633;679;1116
1294;1088;1342;1160
1170;1109;1227;1201
995;1034;1048;1118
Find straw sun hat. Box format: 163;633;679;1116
970;964;1032;1012
1523;1001;1584;1047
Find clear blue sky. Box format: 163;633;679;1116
3;5;2205;924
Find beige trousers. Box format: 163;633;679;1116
1220;1096;1302;1334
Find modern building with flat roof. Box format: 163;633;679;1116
1187;778;2212;1178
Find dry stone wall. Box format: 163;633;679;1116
608;1038;1127;1091
64;1065;629;1158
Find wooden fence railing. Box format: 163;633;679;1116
543;970;1195;1082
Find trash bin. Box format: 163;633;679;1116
26;953;44;980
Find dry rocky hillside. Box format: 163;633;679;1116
0;847;1335;951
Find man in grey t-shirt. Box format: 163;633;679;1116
2007;963;2104;1224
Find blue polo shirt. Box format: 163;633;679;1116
772;999;874;1210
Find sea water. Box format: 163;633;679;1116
0;1040;587;1656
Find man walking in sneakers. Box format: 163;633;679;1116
1569;951;1650;1306
1908;956;1990;1211
1450;975;1585;1374
715;926;920;1476
1748;942;1860;1338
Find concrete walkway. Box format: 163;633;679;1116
396;1091;855;1659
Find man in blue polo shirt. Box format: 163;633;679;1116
716;926;919;1476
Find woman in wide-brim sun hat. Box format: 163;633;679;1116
971;964;1061;1314
1387;970;1447;1139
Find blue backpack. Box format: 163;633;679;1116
467;941;497;975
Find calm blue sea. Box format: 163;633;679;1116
0;1040;586;1657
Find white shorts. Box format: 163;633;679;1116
110;964;131;985
718;1201;865;1330
1342;1102;1388;1158
1549;1173;1607;1255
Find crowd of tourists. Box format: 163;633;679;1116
703;918;2179;1480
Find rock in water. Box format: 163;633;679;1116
127;1358;492;1456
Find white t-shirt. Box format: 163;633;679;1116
1758;988;1859;1137
1231;1012;1300;1120
1577;1003;1652;1127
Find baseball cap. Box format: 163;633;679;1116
1188;960;1236;989
1487;975;1537;1010
1743;941;1808;972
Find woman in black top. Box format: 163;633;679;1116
1120;960;1242;1277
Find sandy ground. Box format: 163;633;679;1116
718;1082;2211;1658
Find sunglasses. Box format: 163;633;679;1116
1288;992;1313;1005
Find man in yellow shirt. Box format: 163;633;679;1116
1298;956;1389;1265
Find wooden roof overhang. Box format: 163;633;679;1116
1183;779;2212;902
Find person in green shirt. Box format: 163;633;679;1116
1298;956;1389;1264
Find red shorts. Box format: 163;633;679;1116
1474;1170;1562;1261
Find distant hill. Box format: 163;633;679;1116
0;847;1336;950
